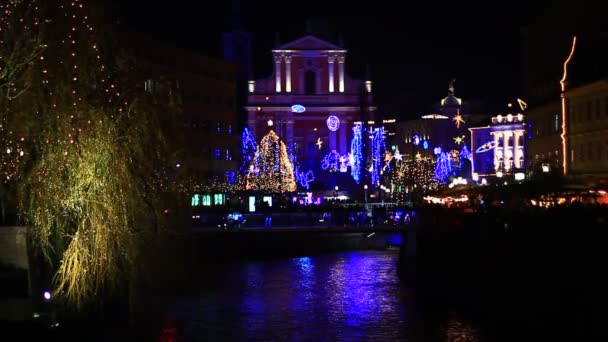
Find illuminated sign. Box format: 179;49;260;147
475;141;497;153
326;115;340;131
412;134;420;146
291;104;306;113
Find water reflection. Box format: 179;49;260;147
162;250;483;341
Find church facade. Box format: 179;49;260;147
246;35;376;191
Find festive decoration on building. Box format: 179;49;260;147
295;170;315;189
316;137;323;149
453;135;465;145
435;152;452;184
393;148;402;162
241;128;257;173
246;130;296;192
475;140;496;153
291;104;306;113
350;123;363;183
412;134;420;146
322;150;341;171
452;113;465;128
383;151;394;171
326;115;340;131
370;127;386;186
459;144;471;162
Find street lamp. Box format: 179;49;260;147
363;185;368;210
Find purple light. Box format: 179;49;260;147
43;291;51;300
326;115;340;131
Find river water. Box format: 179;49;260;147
158;249;483;341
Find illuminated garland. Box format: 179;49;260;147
350;123;362;183
370;127;385;186
246;130;296;192
435;152;452;184
240;128;257;173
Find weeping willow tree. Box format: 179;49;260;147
0;0;179;308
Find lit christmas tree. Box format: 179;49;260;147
435;152;452;184
246;130;296;192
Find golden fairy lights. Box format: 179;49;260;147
246;130;296;192
392;158;438;203
1;0;175;309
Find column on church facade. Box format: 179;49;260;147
513;131;520;168
286;117;294;148
247;111;257;139
276;118;283;138
275;55;282;92
492;132;501;171
339;119;347;154
285;55;292;93
330;129;337;151
328;56;335;93
503;131;511;171
338;56;345;93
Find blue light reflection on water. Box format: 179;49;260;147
162;250;480;341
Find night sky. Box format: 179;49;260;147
111;0;557;119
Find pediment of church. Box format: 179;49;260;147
276;35;344;51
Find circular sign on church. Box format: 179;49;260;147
291;104;306;113
326;116;340;132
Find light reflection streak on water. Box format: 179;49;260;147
162;250;484;341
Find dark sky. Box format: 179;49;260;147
111;0;556;119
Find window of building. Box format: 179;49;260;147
596;98;601;119
202;195;211;206
305;70;316;94
216;123;221;133
554;114;559;133
227;124;233;135
215;148;221;160
214;194;225;205
225;149;231;161
144;79;154;93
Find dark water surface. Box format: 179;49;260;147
159;249;482;342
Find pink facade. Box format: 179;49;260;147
246;35;376;188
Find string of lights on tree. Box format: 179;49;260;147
246;130;296;192
391;157;438;203
0;0;179;308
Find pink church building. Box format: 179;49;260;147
246;35;376;190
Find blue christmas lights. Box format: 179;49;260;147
435;152;452;184
371;127;386;186
241;128;257;173
350;123;363;183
